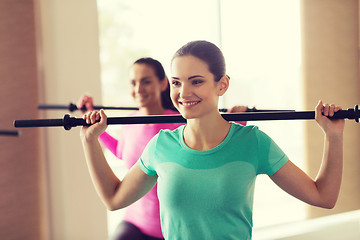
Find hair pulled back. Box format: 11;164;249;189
133;58;176;111
172;40;226;82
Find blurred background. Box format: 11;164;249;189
0;0;359;239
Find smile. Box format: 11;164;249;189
137;95;148;100
180;101;200;106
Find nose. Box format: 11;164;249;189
179;83;192;98
134;82;143;94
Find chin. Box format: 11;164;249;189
178;110;199;120
137;100;149;107
181;114;192;120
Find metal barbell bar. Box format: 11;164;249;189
38;103;294;113
14;105;359;131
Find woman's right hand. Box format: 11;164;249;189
80;109;108;142
77;94;94;113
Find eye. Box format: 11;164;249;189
130;80;136;86
140;77;152;85
171;80;181;87
192;79;204;85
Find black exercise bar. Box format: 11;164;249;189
38;103;139;112
0;130;20;136
38;103;294;113
14;105;359;131
220;107;295;113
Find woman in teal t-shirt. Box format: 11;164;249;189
80;41;344;240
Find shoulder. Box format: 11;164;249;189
143;126;184;150
128;110;141;116
141;126;183;160
158;125;184;140
230;123;273;144
230;122;259;136
140;126;182;147
153;125;184;151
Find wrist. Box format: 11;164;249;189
81;133;99;144
324;131;343;141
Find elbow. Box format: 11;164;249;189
321;201;337;209
104;201;124;211
103;200;117;211
106;204;120;212
103;182;125;211
103;195;129;211
313;181;341;209
316;198;338;209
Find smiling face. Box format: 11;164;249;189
129;63;167;109
170;55;228;119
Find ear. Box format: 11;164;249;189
160;77;169;92
216;75;229;96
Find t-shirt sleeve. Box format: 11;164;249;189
137;134;159;176
255;128;289;175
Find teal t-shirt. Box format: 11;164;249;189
138;123;288;240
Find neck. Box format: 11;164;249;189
184;110;231;151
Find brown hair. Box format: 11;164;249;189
172;40;226;82
134;58;176;111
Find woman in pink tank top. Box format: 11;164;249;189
78;58;183;240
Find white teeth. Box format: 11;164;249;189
182;102;198;106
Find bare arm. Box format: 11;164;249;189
80;110;157;210
269;101;344;209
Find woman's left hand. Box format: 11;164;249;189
228;105;248;126
315;100;345;136
227;105;248;113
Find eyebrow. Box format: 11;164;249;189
171;75;205;80
131;76;151;81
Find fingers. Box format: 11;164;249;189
77;94;94;112
329;104;335;117
91;111;99;124
80;109;108;139
228;105;248;113
99;109;107;124
86;97;94;111
315;100;323;115
316;100;342;118
315;100;345;135
83;110;99;124
335;105;342;112
77;94;87;109
83;110;107;125
323;103;330;116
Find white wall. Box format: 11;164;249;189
36;0;108;239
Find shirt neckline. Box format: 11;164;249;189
179;122;235;155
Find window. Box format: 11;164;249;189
97;0;304;234
220;0;304;227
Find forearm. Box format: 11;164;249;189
271;102;345;209
314;133;343;208
81;136;121;208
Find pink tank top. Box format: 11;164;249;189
99;109;183;238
